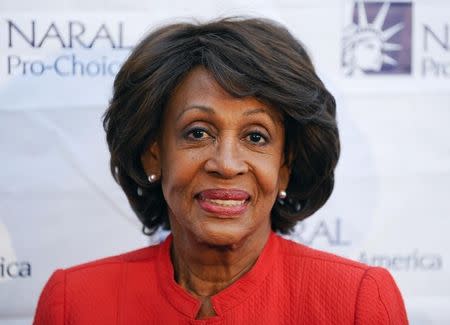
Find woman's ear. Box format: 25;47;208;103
140;141;161;175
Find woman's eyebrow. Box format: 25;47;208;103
176;105;215;121
243;108;267;116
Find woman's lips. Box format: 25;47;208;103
196;189;250;217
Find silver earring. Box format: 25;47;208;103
137;187;143;196
148;174;159;183
278;190;287;199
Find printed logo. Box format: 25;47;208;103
342;1;412;76
0;14;140;109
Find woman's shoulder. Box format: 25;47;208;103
46;242;164;285
273;234;408;324
273;234;397;300
33;243;164;325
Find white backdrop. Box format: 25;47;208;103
1;0;449;324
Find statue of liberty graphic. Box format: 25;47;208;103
343;2;404;76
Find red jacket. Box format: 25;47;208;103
34;232;408;324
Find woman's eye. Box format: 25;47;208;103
247;132;267;144
186;128;209;140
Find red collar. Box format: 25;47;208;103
156;232;279;319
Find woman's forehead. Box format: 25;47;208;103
170;66;239;102
165;66;284;123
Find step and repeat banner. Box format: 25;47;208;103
1;0;449;324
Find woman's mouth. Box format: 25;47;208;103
196;189;250;217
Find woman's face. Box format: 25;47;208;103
142;66;289;247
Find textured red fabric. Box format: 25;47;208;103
33;232;408;324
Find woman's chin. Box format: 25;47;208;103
193;224;255;248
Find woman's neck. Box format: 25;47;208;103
170;227;270;318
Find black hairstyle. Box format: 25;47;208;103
103;17;340;235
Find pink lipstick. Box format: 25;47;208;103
196;189;250;217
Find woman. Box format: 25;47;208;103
34;17;408;324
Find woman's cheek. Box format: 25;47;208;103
253;158;282;194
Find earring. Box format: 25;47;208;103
278;190;287;199
277;190;287;205
148;174;159;183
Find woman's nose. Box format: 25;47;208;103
204;137;248;178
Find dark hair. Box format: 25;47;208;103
103;17;339;235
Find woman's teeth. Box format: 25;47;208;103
206;199;246;207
